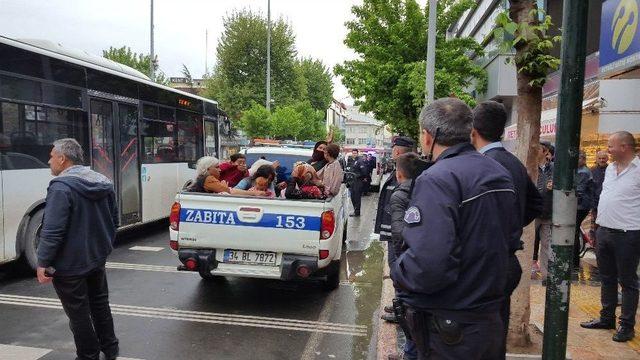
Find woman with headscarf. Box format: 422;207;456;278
285;162;326;200
188;156;267;196
307;141;328;172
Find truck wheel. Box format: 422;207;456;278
342;221;348;244
199;268;225;282
22;209;45;271
322;260;341;291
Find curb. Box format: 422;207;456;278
376;244;399;360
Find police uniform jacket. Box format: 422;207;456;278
391;143;522;315
374;170;398;241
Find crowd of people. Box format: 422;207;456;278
374;98;640;359
186;141;346;200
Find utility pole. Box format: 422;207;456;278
542;0;589;358
266;0;272;111
150;0;155;79
424;0;437;104
205;29;208;76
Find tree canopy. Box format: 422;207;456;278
240;101;326;141
204;9;333;122
335;0;487;138
102;46;169;85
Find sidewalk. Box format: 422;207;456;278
376;247;640;359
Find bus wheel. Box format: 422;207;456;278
22;209;45;271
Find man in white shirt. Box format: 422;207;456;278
580;131;640;342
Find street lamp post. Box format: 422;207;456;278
266;0;272;111
150;0;155;80
425;0;437;104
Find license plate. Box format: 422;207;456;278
223;250;277;266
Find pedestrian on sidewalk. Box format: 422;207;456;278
533;141;554;277
384;152;422;360
375;136;414;322
590;150;608;241
36;138;119;360
391;98;521;360
581;131;640;343
471;101;543;358
574;150;594;267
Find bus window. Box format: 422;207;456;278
204;120;218;157
0;102;88;169
141;119;177;163
176;110;202;162
90;99;115;180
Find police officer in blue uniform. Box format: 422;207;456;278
346;149;368;217
391;98;522;360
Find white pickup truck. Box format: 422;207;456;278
168;147;348;290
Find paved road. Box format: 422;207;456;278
0;195;383;360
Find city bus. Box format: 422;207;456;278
0;36;222;269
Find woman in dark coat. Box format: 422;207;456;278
307;141;328;172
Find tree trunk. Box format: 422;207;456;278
507;0;543;349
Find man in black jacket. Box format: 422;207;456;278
37;138;119;360
471;101;543;358
374;136;414;322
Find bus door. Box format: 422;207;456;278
89;99;142;226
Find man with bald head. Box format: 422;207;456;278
581;131;640;342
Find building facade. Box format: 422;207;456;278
451;0;640;163
343;106;393;153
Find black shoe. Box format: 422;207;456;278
384;305;394;314
580;318;616;330
381;312;398;323
102;349;119;360
350;212;361;217
613;327;635;342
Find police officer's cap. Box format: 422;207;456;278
393;136;415;148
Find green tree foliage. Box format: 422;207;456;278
240;102;326;141
296;58;334;111
239;102;272;139
102;46;169;85
493;9;561;88
204;10;303;119
335;0;487;138
204;10;334;123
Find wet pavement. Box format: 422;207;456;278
0;195;384;360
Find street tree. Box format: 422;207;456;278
204;9;305;120
102;46;169;85
296;58;334;112
335;0;487;139
493;2;561;348
240;102;272;139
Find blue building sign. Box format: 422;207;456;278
600;0;640;76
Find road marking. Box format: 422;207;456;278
0;344;50;360
128;246;164;252
0;294;367;337
106;262;373;287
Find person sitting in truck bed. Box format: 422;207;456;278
235;160;284;192
317;143;344;197
285;162;326;200
235;164;277;197
218;153;249;187
189;156;267;197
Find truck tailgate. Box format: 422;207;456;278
176;193;325;257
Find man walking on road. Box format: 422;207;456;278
581;131;640;343
37;138;119;360
391;98;521;359
471;101;542;358
347;149;368;217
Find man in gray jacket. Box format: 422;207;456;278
37;138;119;360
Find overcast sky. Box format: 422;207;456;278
0;0;380;105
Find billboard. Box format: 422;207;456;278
600;0;640;76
